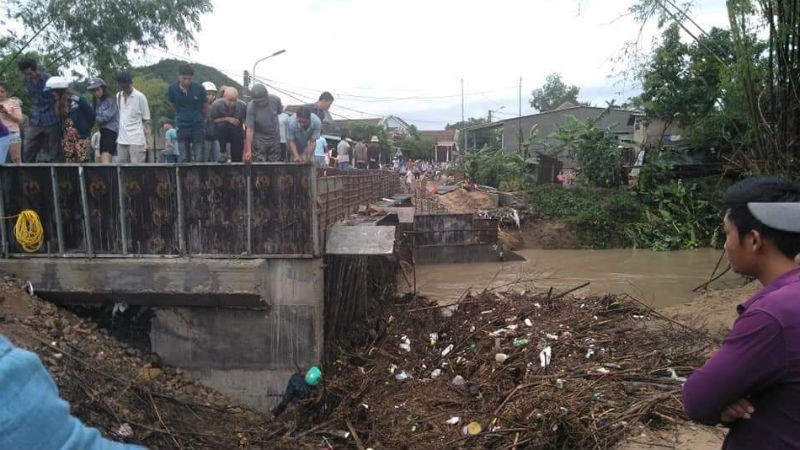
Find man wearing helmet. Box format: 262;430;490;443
17;57;59;162
86;77;118;164
243;84;283;163
167;64;208;162
202;81;220;162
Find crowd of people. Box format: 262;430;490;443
0;59;386;169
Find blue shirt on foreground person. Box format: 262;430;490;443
682;176;800;450
0;334;146;450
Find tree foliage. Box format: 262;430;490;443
550;111;624;188
529;73;583;112
633;23;749;153
631;0;800;175
1;0;213;78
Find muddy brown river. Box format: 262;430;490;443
409;248;743;309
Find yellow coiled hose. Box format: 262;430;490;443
14;210;44;252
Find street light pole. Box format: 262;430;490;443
252;49;287;87
488;105;505;123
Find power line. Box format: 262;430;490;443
256;76;519;102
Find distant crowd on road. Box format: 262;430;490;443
0;58;382;169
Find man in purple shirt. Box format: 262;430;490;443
683;176;800;449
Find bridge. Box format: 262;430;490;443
0;163;403;411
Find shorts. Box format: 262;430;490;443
99;128;118;155
7;132;21;145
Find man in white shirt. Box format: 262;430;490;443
114;72;151;163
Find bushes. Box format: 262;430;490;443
528;180;723;250
457;148;538;191
625;178;725;250
528;185;642;248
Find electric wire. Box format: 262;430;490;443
10;210;44;253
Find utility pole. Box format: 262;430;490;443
461;78;466;152
518;77;522;152
488;109;492;123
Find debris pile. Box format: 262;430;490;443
0;278;294;450
436;188;498;214
282;287;712;449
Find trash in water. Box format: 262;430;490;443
524;318;533;327
460;421;482;436
395;371;411;382
115;423;134;439
441;344;454;357
429;332;438;346
495;353;509;363
430;368;442;378
585;348;595;359
595;367;611;374
539;346;552;368
545;333;559;340
388;364;398;374
512;338;529;347
666;368;687;382
24;280;34;296
556;378;565;389
399;335;411;353
451;375;466;386
446;417;460;425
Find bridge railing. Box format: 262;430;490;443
316;168;403;228
0;163;318;258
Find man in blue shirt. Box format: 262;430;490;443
0;334;145;449
17;57;60;162
167;64;208;162
286;106;321;163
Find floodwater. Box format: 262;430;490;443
408;248;743;309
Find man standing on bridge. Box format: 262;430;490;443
286;106;321;163
243;84;283;163
168;64;208;162
682;177;800;448
115;72;151;163
304;92;333;124
17;57;60;162
353;138;368;169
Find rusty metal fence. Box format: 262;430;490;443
0;163;317;258
317;169;403;228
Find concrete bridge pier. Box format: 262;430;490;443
7;257;323;411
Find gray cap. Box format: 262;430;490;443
748;202;800;233
251;84;268;99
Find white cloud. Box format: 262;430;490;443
142;0;729;128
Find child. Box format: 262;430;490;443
162;120;179;163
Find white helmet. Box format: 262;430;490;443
44;76;70;91
202;81;217;92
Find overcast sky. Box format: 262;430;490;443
139;0;730;129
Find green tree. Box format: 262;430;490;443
529;73;583;112
1;0;213;78
630;0;800;175
632;24;746;153
550;110;624;188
